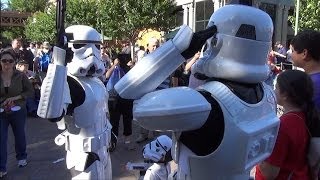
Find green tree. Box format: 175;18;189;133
24;0;177;47
98;0;177;43
0;27;25;43
289;0;320;31
1;0;50;43
25;0;101;43
66;0;99;28
9;0;49;13
25;11;56;43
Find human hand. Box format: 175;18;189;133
194;51;201;60
1;96;18;107
101;53;109;59
113;58;119;66
181;25;217;59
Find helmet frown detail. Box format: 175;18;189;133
65;25;105;77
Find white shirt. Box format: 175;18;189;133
144;163;170;180
136;50;145;62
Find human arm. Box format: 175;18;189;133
1;95;23;107
21;73;35;99
258;161;280;180
105;58;119;79
256;118;289;180
1;73;34;107
273;51;286;58
184;52;200;72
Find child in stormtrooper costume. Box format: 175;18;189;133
37;25;112;180
142;135;172;180
115;5;280;180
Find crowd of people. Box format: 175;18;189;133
1;27;319;179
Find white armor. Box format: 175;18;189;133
176;82;278;179
37;25;112;180
116;5;279;180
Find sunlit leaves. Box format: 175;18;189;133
290;0;320;31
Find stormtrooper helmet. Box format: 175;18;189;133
192;5;273;83
65;25;105;77
143;135;172;162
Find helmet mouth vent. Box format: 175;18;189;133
87;65;96;75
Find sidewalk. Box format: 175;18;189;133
5;117;256;180
5;117;148;180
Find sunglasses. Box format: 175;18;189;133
1;59;15;63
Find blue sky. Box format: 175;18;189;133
1;0;8;8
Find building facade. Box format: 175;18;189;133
174;0;294;47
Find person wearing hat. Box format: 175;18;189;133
16;59;35;79
34;41;52;80
16;59;40;117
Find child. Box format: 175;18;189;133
255;70;320;179
143;135;172;180
16;59;40;117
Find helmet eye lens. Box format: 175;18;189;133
73;43;86;49
95;45;100;49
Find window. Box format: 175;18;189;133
195;0;214;32
259;3;276;43
175;9;184;26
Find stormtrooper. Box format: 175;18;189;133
115;5;280;180
37;25;112;180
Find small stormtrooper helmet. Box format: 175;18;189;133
192;5;273;83
65;25;105;77
143;135;172;162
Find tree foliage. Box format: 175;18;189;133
289;0;320;31
24;0;177;45
66;0;99;28
25;11;56;43
25;0;100;43
9;0;49;13
98;0;177;42
0;26;25;44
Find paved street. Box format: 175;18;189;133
4;116;149;180
4;116;257;180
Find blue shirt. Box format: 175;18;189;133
310;72;320;109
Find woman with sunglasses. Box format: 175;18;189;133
0;50;34;178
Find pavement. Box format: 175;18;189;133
4;116;153;180
3;116;257;180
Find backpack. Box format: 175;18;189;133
39;52;51;72
106;66;125;101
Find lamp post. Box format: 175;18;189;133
294;0;300;35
